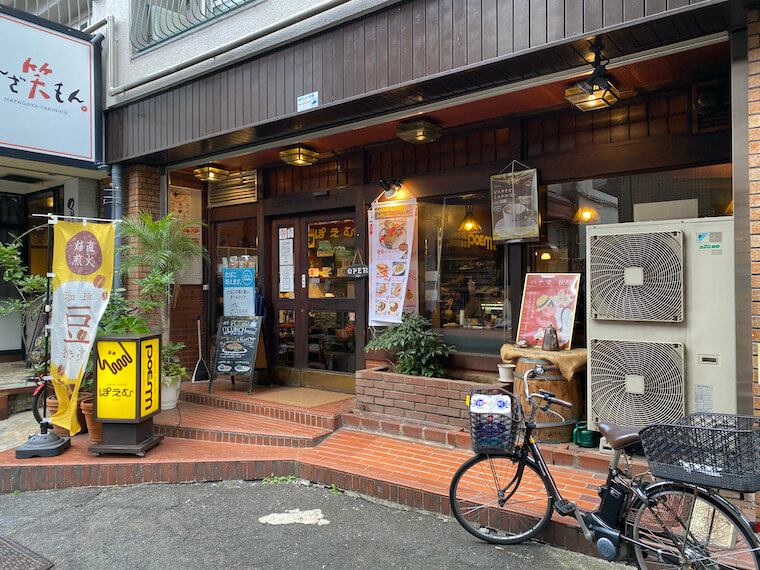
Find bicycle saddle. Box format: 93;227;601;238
597;422;641;450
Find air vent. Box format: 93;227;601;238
208;169;257;209
589;231;683;322
589;339;685;428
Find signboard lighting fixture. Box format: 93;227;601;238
564;41;619;111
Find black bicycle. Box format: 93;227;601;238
449;364;760;569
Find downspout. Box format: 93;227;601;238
111;164;123;290
109;0;352;96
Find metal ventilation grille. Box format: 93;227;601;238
590;339;685;428
589;231;683;322
208;169;257;209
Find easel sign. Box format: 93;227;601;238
210;316;262;394
516;273;581;350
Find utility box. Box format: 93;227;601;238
89;333;164;456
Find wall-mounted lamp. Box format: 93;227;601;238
574;204;600;223
564;41;619;112
279;145;320;166
379;178;403;199
193;164;230;182
457;204;483;233
395;118;443;144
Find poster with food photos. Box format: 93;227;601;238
368;199;417;325
169;186;203;284
516;273;581;350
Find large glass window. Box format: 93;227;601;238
417;192;511;354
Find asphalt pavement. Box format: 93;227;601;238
0;479;625;570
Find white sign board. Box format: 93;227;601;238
0;11;96;162
297;91;319;112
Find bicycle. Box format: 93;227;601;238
28;369;54;424
449;364;760;569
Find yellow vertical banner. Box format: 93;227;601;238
50;220;115;434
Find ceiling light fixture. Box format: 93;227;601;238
379;178;403;199
564;41;619;112
395;118;443;144
457;204;483;233
193;164;230;182
279;145;320;166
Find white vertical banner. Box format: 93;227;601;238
368;199;417;326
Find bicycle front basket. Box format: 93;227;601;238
468;387;521;454
639;413;760;493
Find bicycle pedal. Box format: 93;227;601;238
555;499;577;515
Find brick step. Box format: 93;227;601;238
154;402;333;448
179;382;350;431
343;410;649;475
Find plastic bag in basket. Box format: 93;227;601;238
469;394;513;417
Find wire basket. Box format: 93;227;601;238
639;413;760;492
468;387;522;455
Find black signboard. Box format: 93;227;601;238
210;316;262;394
346;264;369;278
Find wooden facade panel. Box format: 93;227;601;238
513;0;530;52
107;0;722;162
496;0;514;55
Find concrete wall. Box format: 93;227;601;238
96;0;399;108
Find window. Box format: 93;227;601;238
416;191;511;355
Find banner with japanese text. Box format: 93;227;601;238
516;273;581;350
50;221;114;434
368;199;417;326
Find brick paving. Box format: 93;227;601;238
0;381;615;556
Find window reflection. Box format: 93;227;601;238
307;219;356;299
308;310;356;372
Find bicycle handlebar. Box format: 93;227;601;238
522;365;573;421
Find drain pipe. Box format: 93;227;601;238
111;164;123;290
109;0;351;96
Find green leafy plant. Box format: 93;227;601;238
365;313;456;377
330;484;341;496
262;474;296;485
161;341;189;385
117;212;207;383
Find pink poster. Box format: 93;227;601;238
516;273;581;350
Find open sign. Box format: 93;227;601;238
346;264;369;278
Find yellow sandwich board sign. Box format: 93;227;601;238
95;334;161;422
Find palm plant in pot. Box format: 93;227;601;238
117;211;207;410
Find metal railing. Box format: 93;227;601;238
0;0;92;29
130;0;255;52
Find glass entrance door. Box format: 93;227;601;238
273;212;359;378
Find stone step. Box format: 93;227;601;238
154;402;333;448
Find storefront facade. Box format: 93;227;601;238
100;0;756;415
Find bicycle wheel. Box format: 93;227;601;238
627;482;760;569
32;383;53;424
449;453;554;545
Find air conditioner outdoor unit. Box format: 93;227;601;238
586;217;736;430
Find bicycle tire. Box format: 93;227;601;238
627;482;760;569
449;453;554;545
32;384;53;424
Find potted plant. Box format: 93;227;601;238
117;212;207;410
160;341;189;410
365;313;456;377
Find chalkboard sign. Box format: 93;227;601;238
210;316;262;394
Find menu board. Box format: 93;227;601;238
210;316;262;392
368;199;417;325
516;273;581;350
